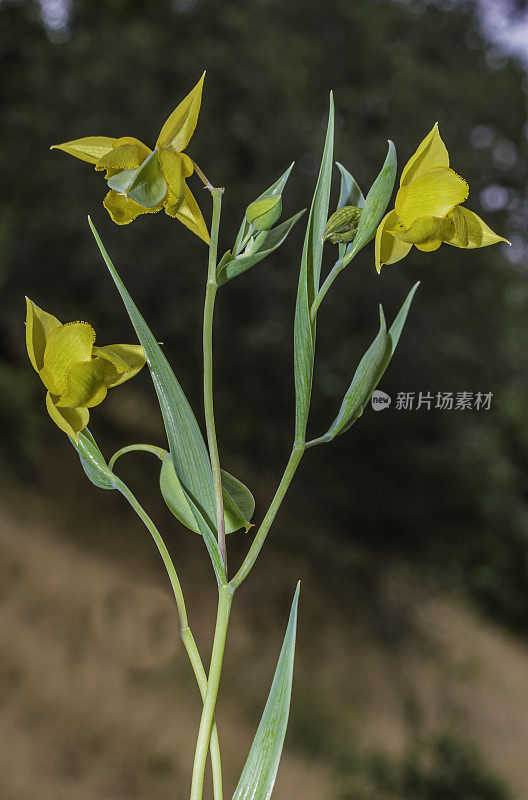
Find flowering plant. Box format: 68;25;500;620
28;76;507;800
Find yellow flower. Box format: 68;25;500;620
51;74;210;243
26;297;146;441
375;123;508;272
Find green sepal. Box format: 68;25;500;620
232;583;300;800
160;454;255;534
69;429;116;490
126;149;167;209
107;168;137;195
233;163;295;256
246;196;282;231
217;210;305;286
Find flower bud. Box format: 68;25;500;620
323;205;363;244
245;195;282;231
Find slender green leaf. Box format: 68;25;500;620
160;455;255;534
232;583;300;800
218;211;305;285
342;141;397;267
324;305;391;439
388;281;420;355
309;282;420;446
88;219;224;579
294;93;334;443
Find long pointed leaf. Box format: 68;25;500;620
309;282;420;446
88;219;224;580
342;141;397;267
325;305;391;439
293;94;334;444
232;583;300;800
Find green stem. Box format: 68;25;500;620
111;476;224;800
310;256;344;323
203;186;227;571
230;444;305;590
189;584;233;800
108;443;166;471
182;628;224;800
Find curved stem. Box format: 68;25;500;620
111;475;224;799
230;444;305;590
108;443;166;471
203;187;227;571
190;584;233;800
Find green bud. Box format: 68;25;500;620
245;195;282;231
323;205;363;244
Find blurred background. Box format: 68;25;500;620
1;0;528;797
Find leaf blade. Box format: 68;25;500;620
294;93;334;443
342;141;397;266
88;219;224;577
232;583;300;800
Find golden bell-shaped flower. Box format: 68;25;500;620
51;74;210;243
375;123;508;272
26;297;146;441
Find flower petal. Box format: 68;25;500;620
95;140;151;174
103;190;152;225
447;205;468;247
40;322;96;396
395;167;469;228
389;216;450;251
93;344;146;388
57;357;108;409
375;210;412;272
156;72;205;151
46;391;89;441
165;183;210;244
25;297;61;372
400;123;449;186
444;207;510;249
158;149;186;207
51;136;116;165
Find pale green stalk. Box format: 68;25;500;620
203;186;227;568
189;584;233;800
230;444;305;590
111;475;224;800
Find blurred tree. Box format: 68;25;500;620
1;0;528;628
